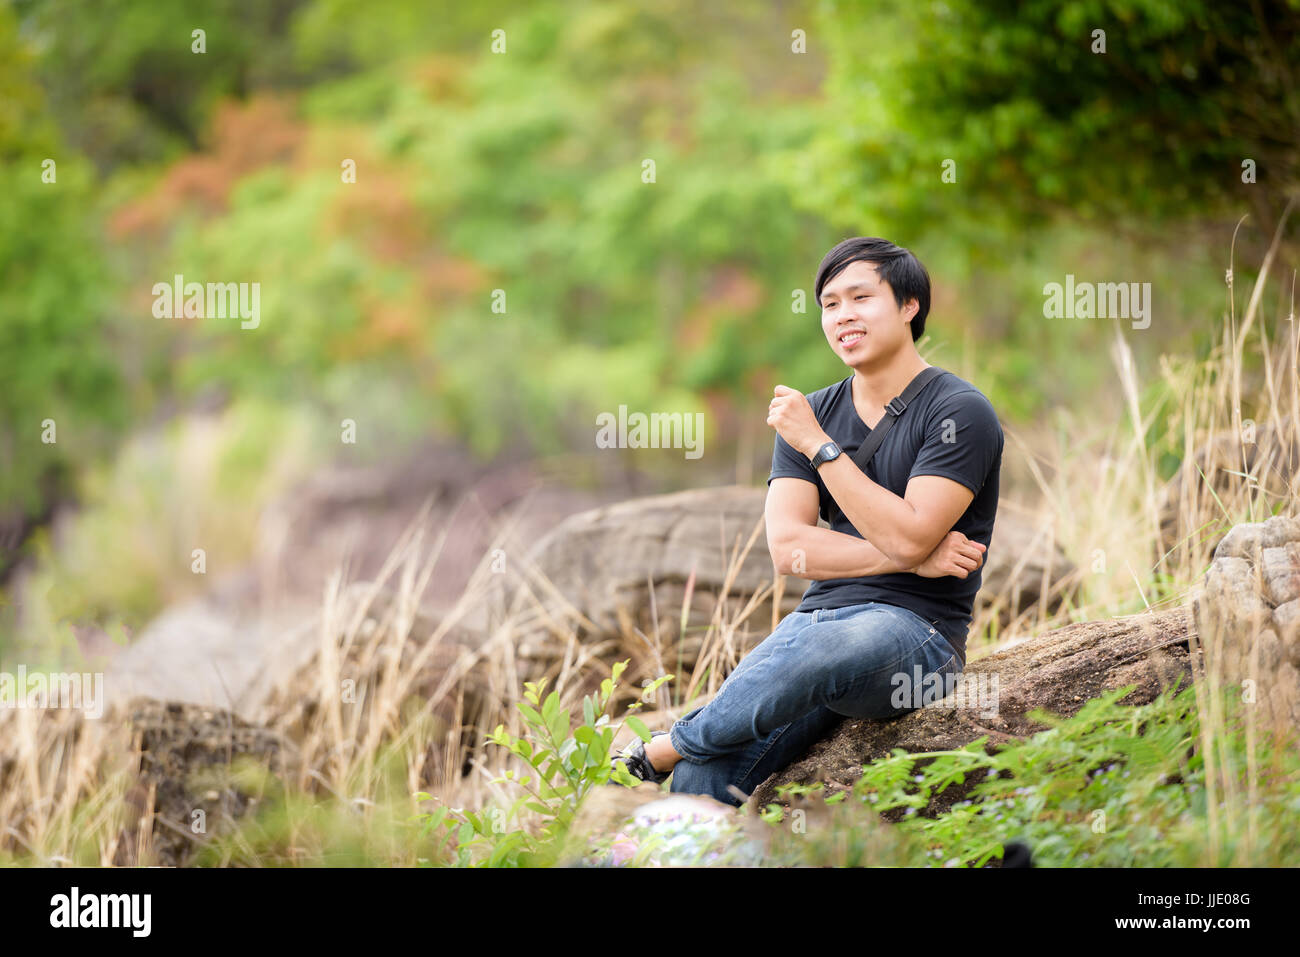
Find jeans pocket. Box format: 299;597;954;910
935;651;962;678
920;652;962;707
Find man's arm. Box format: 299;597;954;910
767;384;996;569
815;463;974;569
766;477;915;578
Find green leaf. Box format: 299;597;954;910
542;691;560;725
625;715;652;743
549;708;571;744
610;763;640;787
642;674;675;697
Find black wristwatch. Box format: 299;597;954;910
808;440;842;470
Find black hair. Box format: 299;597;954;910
813;237;931;341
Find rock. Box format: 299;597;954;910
102;574;318;720
1260;543;1300;607
1197;557;1273;635
114;698;298;867
1213;516;1300;562
1274;598;1300;639
0;695;295;866
978;503;1076;628
748;603;1196;813
1253;628;1283;672
563;782;922;866
1194;512;1300;741
256;440;653;616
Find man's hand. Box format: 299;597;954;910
768;385;830;458
911;530;986;578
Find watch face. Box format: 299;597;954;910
812;442;839;467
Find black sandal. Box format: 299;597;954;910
610;730;671;785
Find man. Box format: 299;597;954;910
616;237;1003;807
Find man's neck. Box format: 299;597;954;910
851;350;931;411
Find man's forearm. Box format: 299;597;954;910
774;524;915;580
814;454;920;565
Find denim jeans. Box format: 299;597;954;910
667;600;963;807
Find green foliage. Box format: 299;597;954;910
8;0;1262;501
14;0;309;166
769;679;1300;867
413;660;674;867
805;0;1299;231
193;752;453;867
0;8;128;559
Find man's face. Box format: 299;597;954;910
818;259;917;368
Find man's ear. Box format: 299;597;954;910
904;298;919;323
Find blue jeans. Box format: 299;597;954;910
667;601;963;807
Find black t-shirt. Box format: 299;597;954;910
766;368;1003;664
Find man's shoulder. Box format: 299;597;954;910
930;372;1001;423
917;373;1004;463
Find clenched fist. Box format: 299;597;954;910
912;530;986;578
767;384;830;458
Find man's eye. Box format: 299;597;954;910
856;295;868;300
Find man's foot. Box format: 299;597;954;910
611;731;673;785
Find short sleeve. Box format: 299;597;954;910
767;431;818;487
907;390;1002;495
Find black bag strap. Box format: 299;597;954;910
825;365;949;526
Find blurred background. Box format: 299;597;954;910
1;0;1297;670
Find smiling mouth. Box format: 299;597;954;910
838;331;866;346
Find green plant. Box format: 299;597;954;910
766;677;1300;867
414;659;674;866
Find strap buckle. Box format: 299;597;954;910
885;396;908;417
